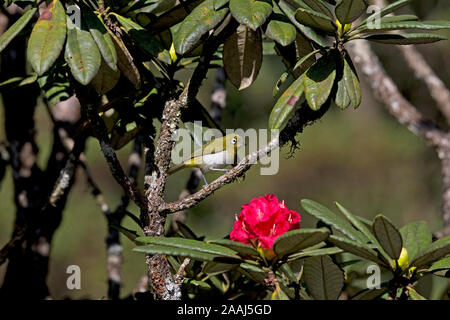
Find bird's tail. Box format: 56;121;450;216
167;163;185;175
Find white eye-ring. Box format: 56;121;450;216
231;137;237;144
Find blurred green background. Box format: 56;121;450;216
1;0;449;299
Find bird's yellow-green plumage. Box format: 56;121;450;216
168;133;245;175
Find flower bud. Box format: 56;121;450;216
397;247;409;270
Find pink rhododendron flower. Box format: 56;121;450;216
230;194;301;249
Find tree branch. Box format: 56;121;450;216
371;0;450;123
78;90;146;211
349;39;450;236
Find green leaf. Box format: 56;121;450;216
266;3;297;46
273;228;330;257
303;256;344;300
287;247;343;261
27;0;67;76
362;33;447;45
410;235;450;269
300;199;366;242
301;0;334;19
303;52;337;111
207;239;259;257
269;73;305;130
135;236;241;259
428;256;450;273
355;0;412;29
335;0;367;25
278;0;328;48
176;221;199;240
358;21;450;34
408;287;427;300
111;32;141;89
83;5;118;71
400;221;432;262
112;13;164;57
372;214;403;260
355;14;419;31
329;235;388;266
351;288;387;300
110;224;140;243
238;263;267;284
223;24;262;90
173;0;229;55
229;0;273;31
185;279;212;290
295;7;337;34
0;7;37;53
146;0;205;33
111;121;141;150
91;59;121;95
134;244;225;262
202;261;237;275
334;202;392;268
214;0;229;10
335;54;361;109
65;18;101;85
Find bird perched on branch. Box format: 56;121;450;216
167;133;245;185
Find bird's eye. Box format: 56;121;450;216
231;138;237;144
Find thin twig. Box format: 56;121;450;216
174;258;191;285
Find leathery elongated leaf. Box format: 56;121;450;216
266;2;296;46
278;0;328;48
287;247;343;261
303;52;337;111
83;5;118;71
269;73;305;130
27;0;66;75
329;235;388;266
273;228;330;257
223;24;262;90
335;54;361;109
355;0;412;29
110;32;141;89
173;0;228;55
335;0;367;25
362;33;447;45
145;0;205;33
111;13;163;57
65;18;101;85
399;221;431;262
295;7;337;35
91;59;121;95
351;288;388;300
304;256;344;300
372;214;403;260
229;0;273;31
355;14;419;31
0;7;37;53
214;0;229;10
135;236;241;259
410;235;450;269
334;202;394;267
357;21;450;34
134;245;233;262
300;199;367;242
301;0;334;19
428;256;450;273
207;239;259;257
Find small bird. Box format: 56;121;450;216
167;133;245;185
